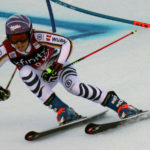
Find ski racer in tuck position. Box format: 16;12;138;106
0;14;141;125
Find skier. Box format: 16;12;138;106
0;14;141;125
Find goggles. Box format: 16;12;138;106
8;32;29;44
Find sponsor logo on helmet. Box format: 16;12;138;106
10;25;21;31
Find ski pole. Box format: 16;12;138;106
46;0;56;33
63;30;137;69
51;0;150;28
5;67;17;90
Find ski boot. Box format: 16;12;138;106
102;91;141;119
44;93;81;125
57;107;81;125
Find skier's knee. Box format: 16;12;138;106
19;65;33;78
62;79;76;94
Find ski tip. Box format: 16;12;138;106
85;123;98;134
25;131;39;141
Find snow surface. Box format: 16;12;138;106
0;0;150;149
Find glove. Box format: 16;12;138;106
0;86;10;101
41;62;63;82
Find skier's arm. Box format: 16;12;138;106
35;31;73;64
50;34;73;64
35;31;73;82
0;44;9;67
0;45;11;101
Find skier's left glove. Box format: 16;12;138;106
41;62;63;82
0;86;10;101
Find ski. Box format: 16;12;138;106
85;110;150;134
25;110;108;141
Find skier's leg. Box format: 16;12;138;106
59;63;140;119
19;65;81;125
59;64;108;104
101;91;141;118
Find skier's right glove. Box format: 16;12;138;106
0;86;10;101
41;62;63;82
